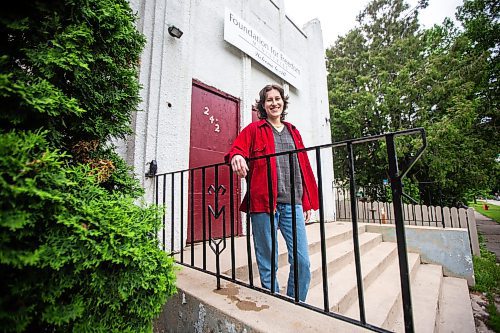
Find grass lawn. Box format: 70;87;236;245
468;201;500;223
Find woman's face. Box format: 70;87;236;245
264;88;283;121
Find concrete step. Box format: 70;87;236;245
176;222;354;273
253;231;383;294
344;252;421;330
437;277;475;333
307;241;398;313
306;222;367;256
307;231;383;288
392;264;443;333
226;222;367;282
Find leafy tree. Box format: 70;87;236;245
0;1;176;331
414;0;499;204
327;0;499;205
327;0;428;198
457;0;499;197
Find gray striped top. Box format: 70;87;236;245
271;125;303;204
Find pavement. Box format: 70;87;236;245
474;200;500;262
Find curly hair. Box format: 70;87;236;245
255;84;289;121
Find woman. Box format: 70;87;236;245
226;84;319;301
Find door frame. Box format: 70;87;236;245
192;79;240;105
188;79;243;241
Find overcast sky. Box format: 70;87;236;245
284;0;464;48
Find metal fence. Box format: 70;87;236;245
153;128;427;333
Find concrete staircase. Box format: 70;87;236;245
228;222;475;332
168;222;475;333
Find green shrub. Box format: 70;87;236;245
0;131;176;332
0;0;145;148
473;234;500;294
473;248;500;294
1;1;177;331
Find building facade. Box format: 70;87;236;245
119;0;335;245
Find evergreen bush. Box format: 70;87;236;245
1;131;176;332
0;1;176;331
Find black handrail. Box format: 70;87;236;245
387;133;414;333
153;128;427;333
154;128;426;176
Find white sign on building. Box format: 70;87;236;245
224;8;302;88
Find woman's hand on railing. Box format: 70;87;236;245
304;209;312;223
231;155;249;178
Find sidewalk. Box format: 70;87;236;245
481;199;500;206
474;200;500;262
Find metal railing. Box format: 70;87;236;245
154;128;427;333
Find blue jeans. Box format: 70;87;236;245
251;203;311;301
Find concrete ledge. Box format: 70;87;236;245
154;266;372;333
365;224;475;286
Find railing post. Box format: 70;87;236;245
386;134;414;333
288;152;299;302
347;142;366;325
162;174;166;251
171;173;175;253
229;167;236;280
245;164;254;286
155;175;159;242
315;147;330;312
266;156;276;294
202;167;207;270
180;172;184;263
190;169;195;266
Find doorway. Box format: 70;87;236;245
187;80;242;242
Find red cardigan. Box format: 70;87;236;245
225;119;319;213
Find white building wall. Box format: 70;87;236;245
123;0;335;247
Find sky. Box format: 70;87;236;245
284;0;464;48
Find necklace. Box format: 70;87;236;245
266;119;284;131
267;121;283;129
271;123;284;133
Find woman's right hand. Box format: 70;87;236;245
231;155;249;178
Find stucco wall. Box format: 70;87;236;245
123;0;334;246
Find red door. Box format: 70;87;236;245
187;81;241;243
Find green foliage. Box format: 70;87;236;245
0;0;145;150
1;1;177;332
382;177;421;204
0;131;176;332
473;243;500;294
487;299;500;333
472;236;500;332
327;0;429;197
327;0;499;205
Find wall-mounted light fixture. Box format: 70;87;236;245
145;160;157;178
168;25;183;39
